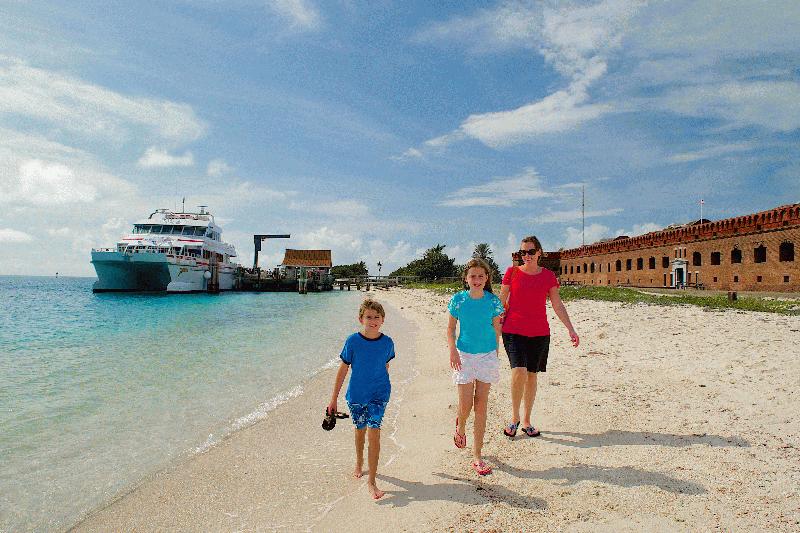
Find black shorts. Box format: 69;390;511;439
502;333;550;372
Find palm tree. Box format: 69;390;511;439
473;243;500;282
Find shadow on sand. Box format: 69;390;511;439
536;430;750;449
487;456;706;495
375;473;548;510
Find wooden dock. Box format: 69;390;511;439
334;276;415;291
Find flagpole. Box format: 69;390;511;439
700;198;704;222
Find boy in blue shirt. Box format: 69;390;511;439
328;299;395;500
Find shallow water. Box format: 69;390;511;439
0;276;366;531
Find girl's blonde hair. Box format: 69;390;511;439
462;257;493;292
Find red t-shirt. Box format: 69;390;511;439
501;266;559;337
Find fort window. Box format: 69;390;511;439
713;277;718;282
616;260;622;272
590;263;595;273
711;251;721;265
733;275;739;282
785;276;790;283
692;251;702;266
636;258;643;270
607;263;611;272
780;241;794;262
570;265;574;274
626;259;632;270
757;275;763;282
583;263;588;273
648;257;656;269
731;248;742;264
662;256;669;268
754;245;767;263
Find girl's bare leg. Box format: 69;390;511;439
457;382;475;436
366;428;384;499
472;381;491;461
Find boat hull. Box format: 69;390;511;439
91;251;234;293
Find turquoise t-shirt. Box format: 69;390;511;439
448;290;504;354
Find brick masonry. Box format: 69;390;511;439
553;203;800;292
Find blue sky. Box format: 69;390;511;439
1;0;798;276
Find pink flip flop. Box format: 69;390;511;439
472;460;492;476
454;417;467;449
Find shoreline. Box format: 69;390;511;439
73;288;800;531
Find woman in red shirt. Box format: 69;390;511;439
499;235;580;437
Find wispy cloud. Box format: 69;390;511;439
406;0;642;153
669;142;757;163
440;167;553;207
0;56;207;144
137;147;194;168
207;158;233;177
657;81;800;133
0;228;34;243
268;0;321;31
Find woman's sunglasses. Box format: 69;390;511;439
517;249;539;256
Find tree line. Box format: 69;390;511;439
331;244;501;282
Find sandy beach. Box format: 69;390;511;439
73;288;800;532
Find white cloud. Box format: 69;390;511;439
412;3;540;54
0;159;134;206
0;56;207;144
563;222;610;248
268;0;321;31
0;228;33;242
658;81;800;133
669;142;757;163
533;207;623;224
137;147;194;168
441;167;553;207
410;0;641;151
615;222;662;237
207;158;233;177
461;89;612;147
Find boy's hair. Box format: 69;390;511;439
462;257;493;292
521;235;542;253
359;298;385;319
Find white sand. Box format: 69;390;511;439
73;288;800;532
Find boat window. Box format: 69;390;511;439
133;225;142;234
182;226;195;235
151;225;162;234
195;227;206;236
172;226;183;234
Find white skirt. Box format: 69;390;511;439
453;349;500;385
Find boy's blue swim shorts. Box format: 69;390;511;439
347;400;388;429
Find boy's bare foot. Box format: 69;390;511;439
367;481;384;500
353;465;364;478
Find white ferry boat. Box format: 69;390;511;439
91;207;238;293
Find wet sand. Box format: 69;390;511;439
73;288;800;532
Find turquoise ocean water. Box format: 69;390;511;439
0;276;368;531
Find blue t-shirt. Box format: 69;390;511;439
448;290;504;354
340;332;395;404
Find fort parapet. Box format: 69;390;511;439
555;203;799;292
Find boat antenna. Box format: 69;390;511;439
182;197;186;213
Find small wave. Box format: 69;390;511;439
191;385;305;455
231;384;304;432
